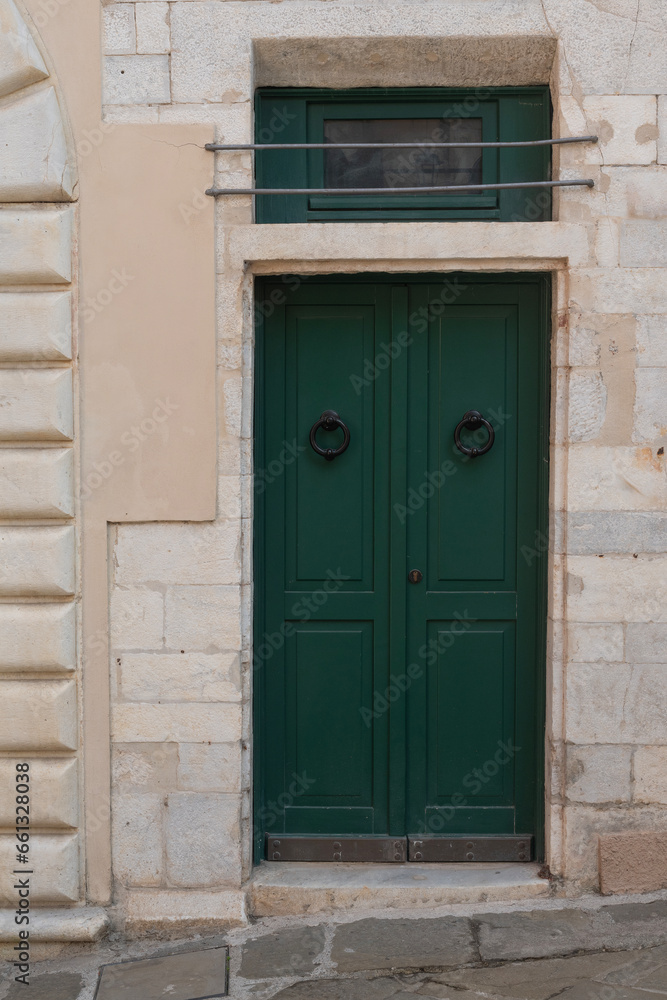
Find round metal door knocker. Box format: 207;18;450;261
454;409;495;458
309;409;351;462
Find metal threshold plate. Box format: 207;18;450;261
266;836;407;863
409;836;533;862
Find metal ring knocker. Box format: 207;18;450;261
454;409;495;458
309;409;351;462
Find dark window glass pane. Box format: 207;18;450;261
323;118;483;189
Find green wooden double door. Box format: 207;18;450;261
255;275;548;864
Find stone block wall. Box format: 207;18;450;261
0;0;81;910
92;0;666;900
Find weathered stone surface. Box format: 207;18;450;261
570;268;667;315
96;948;228;1000
0;602;75;671
0;87;73;201
636;315;667;368
103;4;136;55
165;791;241;887
331;917;476;972
567;512;667;554
104;54;171;104
582;96;657;165
4;973;83;1000
110;586;164;649
0;447;74;518
566;663;667;744
124;888;246;931
0;0;48;98
568;370;606;442
0;526;74;597
165;585;241;650
0;369;73;441
626;624;667;663
177;741;242;792
476;902;667;961
0;291;71;361
272;979;408;1000
112;703;241;743
0;833;79;904
0;679;77;751
634;747;667;804
567;447;667;513
136;2;170;54
634;369;667;444
0;758;77;828
115;521;240;585
240;925;326;979
0;209;72;285
567;623;624;663
600;833;667;895
118;651;241;702
621;221;667;268
565;804;667;885
566;745;632;803
112;790;163;886
566;555;667;623
112;742;179;792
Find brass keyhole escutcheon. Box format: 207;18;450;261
408;569;423;584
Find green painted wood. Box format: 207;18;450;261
254;275;549;860
255;88;551;223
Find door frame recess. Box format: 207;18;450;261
253;272;551;866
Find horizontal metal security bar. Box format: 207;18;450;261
205;178;595;197
206;135;598;151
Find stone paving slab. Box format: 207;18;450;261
4;972;84;1000
330;916;476;973
239;926;326;979
95;947;228;1000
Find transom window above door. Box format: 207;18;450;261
253;87;552;223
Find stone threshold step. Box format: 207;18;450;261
248;861;549;917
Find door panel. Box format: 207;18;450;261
255;276;548;860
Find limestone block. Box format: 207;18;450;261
112;743;179;793
0;758;77;828
0;369;73;441
103;4;136;55
165;792;241;887
621;221;667;268
217;476;242;519
0;0;48;98
118;651;241;702
112;703;242;743
636;315;667;367
568;370;606;442
605;166;667;219
0;209;72;285
0;906;108;942
0;88;74;202
600;831;667;894
633;369;667;444
0;292;71;361
114;522;240;586
109;587;164;650
0;603;75;672
567;623;624;663
626;623;667;663
566;663;667;744
0;679;77;751
0;447;73;518
567;446;667;512
0;526;75;597
165;586;241;650
567;512;667;554
582;96;657;165
135;3;170;54
566;745;632;804
568;555;667;623
564;805;667;886
124;888;246;931
660;96;667;165
223;377;242;438
0;833;79;904
634;747;667;804
112;791;163;886
570;268;667;315
103;55;170;105
177;742;242;793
